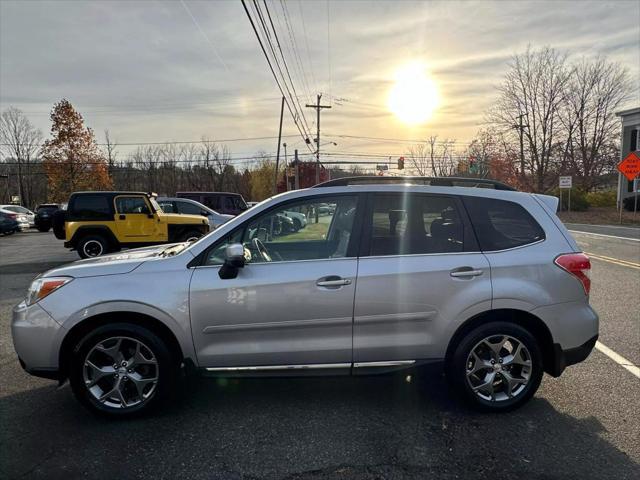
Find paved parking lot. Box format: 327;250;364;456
1;229;638;479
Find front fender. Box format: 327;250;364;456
58;300;198;366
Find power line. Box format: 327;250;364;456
296;0;318;94
255;0;313;137
179;0;229;71
240;0;313;151
279;0;314;104
0;134;302;148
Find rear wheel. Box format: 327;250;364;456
69;323;179;418
292;218;302;232
447;321;543;412
77;234;109;258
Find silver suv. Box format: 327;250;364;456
12;177;598;417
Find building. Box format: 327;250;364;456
616;107;640;207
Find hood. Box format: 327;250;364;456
159;212;209;225
43;244;183;279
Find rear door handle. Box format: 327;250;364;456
450;267;484;278
316;276;352;287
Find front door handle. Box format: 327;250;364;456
450;267;484;278
119;214;126;220
316;276;352;287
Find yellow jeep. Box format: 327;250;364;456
55;191;209;258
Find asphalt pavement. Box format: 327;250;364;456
0;229;638;480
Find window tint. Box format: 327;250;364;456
463;197;545;251
115;197;150;214
71;195;111;219
178;201;203;215
204;196;358;265
158;201;176;213
224;197;235;210
203;196;219;209
369;194;464;256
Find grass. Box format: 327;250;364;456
276;221;330;242
557;207;640;226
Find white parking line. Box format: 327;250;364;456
568;230;640;242
595;341;640;379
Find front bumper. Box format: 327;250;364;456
12;301;65;377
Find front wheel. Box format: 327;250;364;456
178;229;204;243
446;321;543;412
69;323;179;418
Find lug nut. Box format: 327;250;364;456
491;360;495;364
499;359;503;364
122;361;127;367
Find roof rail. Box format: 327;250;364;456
313;176;516;191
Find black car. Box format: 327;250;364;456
34;203;63;232
0;211;20;235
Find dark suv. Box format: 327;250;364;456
34;203;63;232
176;192;248;215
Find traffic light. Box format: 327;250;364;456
398;156;404;170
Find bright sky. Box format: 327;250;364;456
1;0;639;162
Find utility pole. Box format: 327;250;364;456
513;114;527;186
283;143;289;191
306;94;331;185
294;149;300;190
273;96;285;195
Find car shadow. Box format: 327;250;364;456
0;372;638;480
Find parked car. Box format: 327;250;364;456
157;197;233;229
0;204;35;227
56;191;210;259
0;211;20;235
12;176;598;417
0;208;29;231
176;192;248;216
34;203;63;232
246;201;260;208
622;193;640;211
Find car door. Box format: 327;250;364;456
189;194;363;369
352;193;492;367
113;195;158;239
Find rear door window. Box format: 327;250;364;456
462;197;545;251
368;194;466;256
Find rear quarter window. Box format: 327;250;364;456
463;197;545;251
70;196;112;220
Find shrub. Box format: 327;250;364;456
551;188;590;211
586;190;616;207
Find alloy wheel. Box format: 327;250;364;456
83;336;159;409
465;334;532;402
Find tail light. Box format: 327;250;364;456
554;253;591;295
6;213;17;219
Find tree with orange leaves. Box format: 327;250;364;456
42;99;112;202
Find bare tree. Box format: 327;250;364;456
103;130;118;177
559;56;631;189
0;107;43;206
407;135;457;176
490;46;570;192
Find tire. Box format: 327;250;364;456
37;225;50;232
77;234;109;259
292;218;302;232
178;229;204;243
69;323;179;418
446;321;543;412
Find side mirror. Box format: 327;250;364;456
218;243;245;279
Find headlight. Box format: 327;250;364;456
26;276;73;306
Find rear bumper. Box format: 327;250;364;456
549;334;598;377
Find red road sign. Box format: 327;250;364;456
618;151;640;181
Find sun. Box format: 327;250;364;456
388;62;439;125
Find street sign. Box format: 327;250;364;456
559;176;572;189
617;151;640;181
